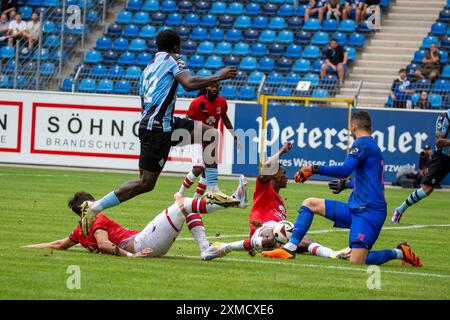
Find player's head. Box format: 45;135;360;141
206;83;220;100
156;30;181;54
350;110;372;137
329;38;338;49
68;191;95;216
272;164;288;190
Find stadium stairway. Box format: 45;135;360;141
338;0;446;108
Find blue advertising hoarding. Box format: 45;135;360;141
232;104;449;186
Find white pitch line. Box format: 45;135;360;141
173;255;450;279
176;224;450;241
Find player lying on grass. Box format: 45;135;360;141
392;108;450;223
262;111;423;267
175;83;241;201
25;178;248;260
213;142;351;260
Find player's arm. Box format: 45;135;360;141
24;237;77;250
436;132;450;148
258;141;293;183
176;67;236;91
93;229;152;258
221;113;240;145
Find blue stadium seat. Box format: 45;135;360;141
240;57;257;71
259;30;277;43
410;93;420;107
248;71;264;84
42;21;55;34
339;20;356;33
235;70;248;82
216;42;232;55
221;85;238;99
439;9;450;23
79;78;96;92
176;27;190;40
195;1;210;14
287;17;304;30
312;32;329;46
184;13;200;27
125;66;142;79
312;59;325;73
134;12;150;25
202;14;217;27
263;3;277;15
211;2;227;15
189;55;205;68
208;28;225;42
78;0;93;8
303;45;320;59
303;73;320;86
123;24;140;38
115;80;131;94
303;18;321;32
151;13;166;25
278;31;294;44
108;65;124;79
413;50;426;63
129;38;146;52
182;40;198;55
60;77;74;91
415;79;431;92
117;10;132;24
228;2;244;15
87;10;100;24
179;1;193;12
28;0;44;6
136;52;152;66
19;6;33;19
268;44;285;57
118;51;136;65
205;56;223;69
83;49;101;64
252;16;268;29
323;19;339;32
244;29;259;42
224;56;240;68
406;63;420;77
279;4;295;17
276;58;293;72
103;50;119;64
226;29;242;42
431;22;447;36
250;43;267;57
239;86;256;100
348;33;365;47
321;74;338;88
140;25;156;39
285;72;301;85
106;24;122;37
440;50;449;64
233;42;250;56
191;27;208;41
90;64;108;78
293;59;311;73
167;13;183;26
421;36;439;49
276;87;292;96
234;16;251;29
4;60;16;73
113;37;129;51
312;89;329;98
245;3;261;16
345;47;356;61
332;32;347;45
161;0;176;12
286;44;302;59
433;79;450;93
97;79;114;93
259;57;275;71
197;69;212;77
441;36;450;50
44;35;60;48
127;0;143;11
295;31;311;44
429;94;442;109
269;17;286;30
198;41;215;55
297;4;309;16
219;15;234;28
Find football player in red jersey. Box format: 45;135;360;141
174;83;241;201
212;142;350;260
25;181;248;260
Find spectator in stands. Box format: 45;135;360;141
390;68;415;109
23;12;41;50
415;91;431;110
362;0;381;31
7;12;26;46
0;13;9;45
415;43;441;83
343;0;365;25
326;0;342;22
1;0;17;16
321;38;348;85
305;0;328;22
8;8;16;22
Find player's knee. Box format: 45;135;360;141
422;185;434;195
301;197;321;212
139;177;156;193
349;254;366;265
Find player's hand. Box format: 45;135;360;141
133;248;153;258
294;166;318;183
280;141;293;155
328;179;347;194
217;66;237;80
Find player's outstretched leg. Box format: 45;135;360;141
392;186;430;223
362;243;422;267
174;167;204;201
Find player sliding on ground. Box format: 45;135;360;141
213;142;351;260
78;30;240;237
392;108;450;223
25;177;248;260
174;83;241;201
262;111;423;267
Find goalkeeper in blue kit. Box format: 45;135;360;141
262;111;422;267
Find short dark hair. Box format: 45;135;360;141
399;68;406;73
351;110;372;132
155;30;181;52
68;191;95;215
330;38;338;43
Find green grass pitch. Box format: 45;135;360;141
0;166;449;300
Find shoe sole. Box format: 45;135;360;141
205;193;240;207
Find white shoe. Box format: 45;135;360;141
231;175;248;208
331;247;352;260
201;242;231;261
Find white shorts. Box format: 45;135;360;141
133;209;182;257
190;143;204;168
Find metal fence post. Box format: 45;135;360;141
102;0;107;25
36;13;44;90
81;0;88;47
58;0;67;86
13;40;19;89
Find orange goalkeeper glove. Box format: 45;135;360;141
294;165;320;183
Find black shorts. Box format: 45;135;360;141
423;151;450;187
138;117;195;172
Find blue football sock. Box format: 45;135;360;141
205;167;218;191
365;249;397;265
397;187;428;213
94;191;121;214
287;206;314;248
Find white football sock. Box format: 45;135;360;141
308;243;336;259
